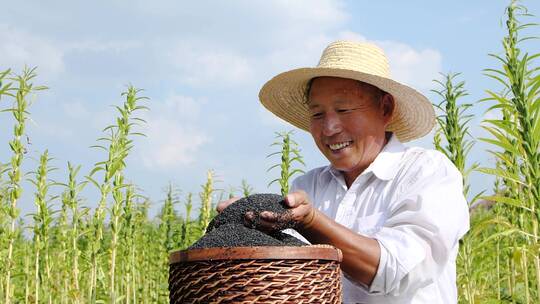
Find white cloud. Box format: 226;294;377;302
264;0;347;25
133;0;347;31
65;40;142;53
337;31;367;42
0;24;142;81
58;93;209;169
0;24;65;78
163;94;203;122
143;0;349;88
140;118;209;168
28;116;74;139
260;35;331;75
257;104;291;128
254;0;348;43
166;43;254;87
375;40;442;93
137;94;209;169
62;101;92;120
60;100;120;134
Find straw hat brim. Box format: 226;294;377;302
259;67;435;142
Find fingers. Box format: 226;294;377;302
244;211;277;233
244;211;256;228
216;196;241;213
285;191;316;229
245;211;278;224
237;191;313;232
285;190;309;208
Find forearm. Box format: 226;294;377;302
298;209;381;286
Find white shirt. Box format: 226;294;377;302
286;133;470;304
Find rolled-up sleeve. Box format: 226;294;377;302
367;152;470;296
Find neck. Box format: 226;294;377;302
343;132;392;188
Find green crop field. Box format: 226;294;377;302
1;1;539;303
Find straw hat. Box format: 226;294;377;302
258;40;435;142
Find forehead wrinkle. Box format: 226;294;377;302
316;83;375;98
307;78;383;108
308;99;373;112
309;89;375;108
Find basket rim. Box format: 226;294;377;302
169;245;343;264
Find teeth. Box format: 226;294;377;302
329;141;351;151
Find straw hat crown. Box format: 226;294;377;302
317;41;390;77
258;40;435;142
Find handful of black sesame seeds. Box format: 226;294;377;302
188;193;308;249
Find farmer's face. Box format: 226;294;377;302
308;77;394;186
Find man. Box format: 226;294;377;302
218;40;469;303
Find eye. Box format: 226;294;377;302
311;112;323;119
337;108;355;113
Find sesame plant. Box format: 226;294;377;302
180;192;195;249
59;162;87;303
118;184;136;303
431;73;492;303
0;69;11;254
85;85;148;302
2;67;47;304
29;150;56;304
240;179;254;197
0;69;11;298
159;184;180;255
432;72;479;193
477;1;540;302
198;170;216;234
158;184;180;300
267;130;305;196
55;173;71;303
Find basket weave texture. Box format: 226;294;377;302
169;245;342;304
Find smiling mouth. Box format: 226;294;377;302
328;141;352;151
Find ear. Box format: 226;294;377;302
380;93;395;125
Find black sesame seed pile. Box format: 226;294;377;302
188;193;307;249
206;193;297;232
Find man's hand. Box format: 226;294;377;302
216;196;241;213
244;190;316;232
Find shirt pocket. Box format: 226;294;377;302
354;212;386;236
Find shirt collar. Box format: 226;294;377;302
366;133;405;181
324;133;406;183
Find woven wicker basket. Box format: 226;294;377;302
169;245;343;304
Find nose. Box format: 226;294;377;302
322;113;342;136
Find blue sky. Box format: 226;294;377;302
1;0;539;218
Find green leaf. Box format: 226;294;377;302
469;189;486;206
483;119;520;139
85;175;101;190
267;178;280;188
266;163;280;173
475;228;520;249
481;194;531;212
479;136;520;156
477;167;526;187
